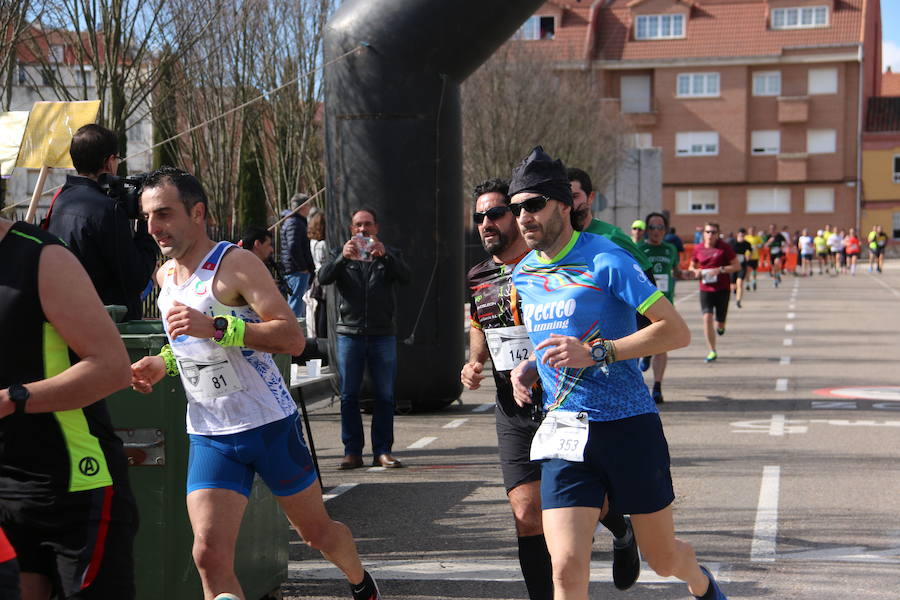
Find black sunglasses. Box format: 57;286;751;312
509;195;550;217
647;224;666;231
473;205;510;225
704;229;719;234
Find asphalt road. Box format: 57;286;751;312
280;259;900;600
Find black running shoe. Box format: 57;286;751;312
612;517;640;590
652;388;664;404
350;571;382;600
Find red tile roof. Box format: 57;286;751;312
883;68;900;96
595;0;865;62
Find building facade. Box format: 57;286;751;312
514;0;883;238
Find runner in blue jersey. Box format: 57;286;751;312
506;147;729;600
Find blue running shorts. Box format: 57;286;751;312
187;413;317;497
540;412;675;515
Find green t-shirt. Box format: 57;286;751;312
585;219;653;271
638;240;679;302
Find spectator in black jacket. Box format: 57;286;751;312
279;193;315;318
47;124;157;320
318;207;411;471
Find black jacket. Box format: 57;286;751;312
279;213;315;274
317;246;411;336
47;175;158;320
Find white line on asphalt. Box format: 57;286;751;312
443;419;468;429
867;272;900;298
407;436;437;449
789;303;796;309
783;338;793;346
322;483;358;502
287;559;730;583
472;403;493;413
769;413;786;434
751;465;781;563
785;323;795;332
787;312;795;319
674;289;700;306
776;379;789;392
780;356;791;366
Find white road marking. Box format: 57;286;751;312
789;303;796;309
472;403;494;413
778;546;900;564
776;378;789;392
769;413;786;434
751;465;781;563
322;483;358;502
780;356;791;366
787;312;795;319
785;323;795;332
287;559;730;583
674;289;700;306
443;419;468;429
783;338;793;346
867;272;900;298
407;436;437;449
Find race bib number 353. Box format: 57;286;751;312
530;411;589;462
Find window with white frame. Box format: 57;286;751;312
514;15;556;40
676;73;719;98
893;212;900;239
635;14;685;40
626;133;653;149
807;129;836;154
804;188;834;213
751;130;780;155
747;188;791;214
893;155;900;183
50;44;65;63
675;189;718;214
771;6;828;29
675;132;719;156
753;71;781;96
808;67;838;95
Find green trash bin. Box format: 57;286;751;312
106;320;289;599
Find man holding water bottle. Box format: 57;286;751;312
318;208;411;470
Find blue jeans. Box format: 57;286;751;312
336;334;397;457
284;271;310;318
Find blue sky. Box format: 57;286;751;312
884;1;900;72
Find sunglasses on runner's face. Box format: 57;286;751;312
473;205;510;225
648;225;666;231
509;195;550;217
704;229;718;234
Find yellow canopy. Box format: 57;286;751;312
15;100;101;169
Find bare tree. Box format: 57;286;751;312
250;0;332;215
0;0;34;110
462;44;630;197
19;0;214;164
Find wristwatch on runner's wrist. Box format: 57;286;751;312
7;384;30;415
589;340;608;364
212;316;229;342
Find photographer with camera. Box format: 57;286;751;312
47;124;158;320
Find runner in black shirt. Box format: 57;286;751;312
0;219;138;599
729;228;752;308
461;179;639;598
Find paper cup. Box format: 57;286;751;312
307;359;322;378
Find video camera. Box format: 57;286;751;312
98;173;148;220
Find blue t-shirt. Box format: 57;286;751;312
512;231;664;422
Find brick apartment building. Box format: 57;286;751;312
513;0;884;238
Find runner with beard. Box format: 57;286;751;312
462;179;639;598
507;147;727;600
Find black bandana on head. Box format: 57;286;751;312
508;146;572;206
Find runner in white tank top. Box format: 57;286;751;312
128;167;383;600
157;240;296;435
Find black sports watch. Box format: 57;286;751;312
589;340;608;364
7;384;30;415
212;316;229;343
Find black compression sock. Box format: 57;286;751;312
517;534;553;600
599;511;628;539
653;381;662;393
695;573;716;599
